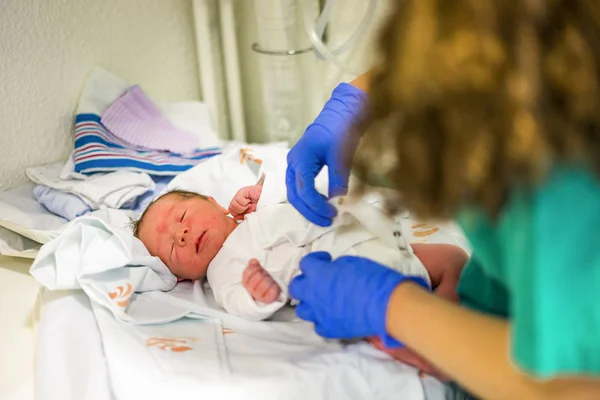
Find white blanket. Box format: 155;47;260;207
93;280;427;400
36;283;430;400
35;289;113;400
92;300;229;399
29;208;182;323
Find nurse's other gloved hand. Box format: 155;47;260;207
289;252;430;346
286;83;366;227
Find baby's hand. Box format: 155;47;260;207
229;184;263;221
242;259;281;304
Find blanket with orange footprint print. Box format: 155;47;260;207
31;206;235;392
28;207;216;324
90;299;232;398
87;279;430;400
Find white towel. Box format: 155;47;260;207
26;162;154;209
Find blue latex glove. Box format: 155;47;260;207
289;252;430;347
286;83;366;227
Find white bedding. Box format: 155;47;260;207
0;183;66;257
0;256;38;400
35;283;447;400
35;289;112;400
11;142;461;400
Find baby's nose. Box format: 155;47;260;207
175;226;189;246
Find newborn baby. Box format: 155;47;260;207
134;184;467;321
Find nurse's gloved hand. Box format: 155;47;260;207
286;83;366;227
289;252;430;347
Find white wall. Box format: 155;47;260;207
0;0;201;190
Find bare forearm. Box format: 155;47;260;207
388;283;600;399
350;71;371;93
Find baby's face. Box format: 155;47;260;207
138;194;237;280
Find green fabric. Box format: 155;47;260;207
456;166;600;378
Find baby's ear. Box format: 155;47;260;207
207;196;229;214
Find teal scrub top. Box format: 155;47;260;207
456;166;600;378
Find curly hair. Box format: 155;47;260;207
351;0;600;219
130;190;208;238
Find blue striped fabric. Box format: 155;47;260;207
73;114;221;175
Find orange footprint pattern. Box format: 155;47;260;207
239;147;263;165
146;336;199;352
411;223;440;238
108;283;133;307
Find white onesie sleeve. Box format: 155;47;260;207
206;222;287;321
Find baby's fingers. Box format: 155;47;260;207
247;202;258;214
243;259;271;291
242;260;262;287
258;282;281;304
243;260;280;303
229;199;249;217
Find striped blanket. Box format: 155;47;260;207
73;114;221;176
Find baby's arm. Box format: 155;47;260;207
208;256;285;321
219;285;285;321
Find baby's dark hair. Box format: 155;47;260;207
131;190;208;238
